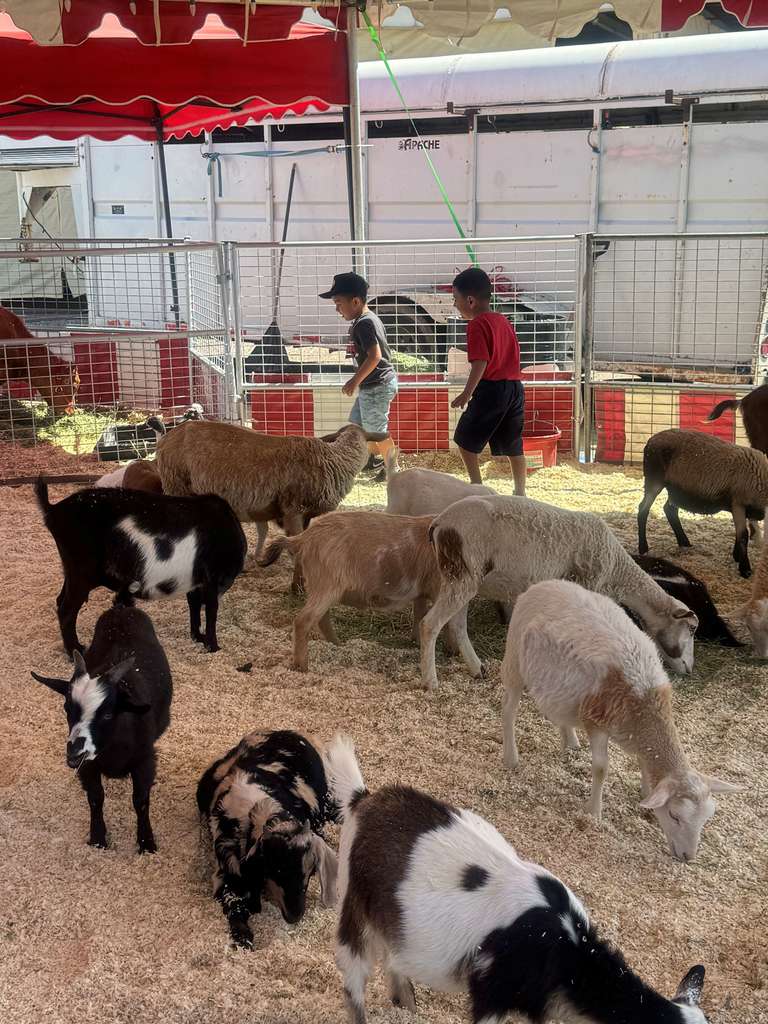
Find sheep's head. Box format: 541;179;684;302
639;770;743;862
243;808;337;924
735;598;768;658
30;651;149;768
653;603;697;674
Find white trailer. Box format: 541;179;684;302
0;30;766;367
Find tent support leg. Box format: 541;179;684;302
346;5;366;275
155;120;181;328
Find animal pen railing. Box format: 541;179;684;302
1;232;767;468
0;238;234;460
231;235;583;458
584;232;768;463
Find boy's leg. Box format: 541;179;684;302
358;381;396;478
509;455;527;497
489;382;526;496
458;447;483;485
453;380;494;484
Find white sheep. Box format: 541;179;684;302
326;734;712;1024
420;495;699;690
384;447;496;516
502;579;742;861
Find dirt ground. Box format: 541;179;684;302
1;459;766;1024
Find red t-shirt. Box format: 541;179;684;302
466;312;521;381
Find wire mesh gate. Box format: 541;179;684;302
3;231;768;470
230;236;583;456
0;238;234;461
584;232;768;463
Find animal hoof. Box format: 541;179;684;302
230;923;255;949
88;836;108;849
739;567;752;579
204;642;220;653
138;838;157;855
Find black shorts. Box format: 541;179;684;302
454;379;525;456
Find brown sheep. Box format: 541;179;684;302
707;383;768;455
638;428;768;577
258;509;482;680
156;421;381;553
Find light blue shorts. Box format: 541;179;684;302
349;378;398;434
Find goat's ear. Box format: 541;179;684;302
72;650;87;675
310;833;338;908
702;775;745;795
113;660;152;712
672;606;697;623
674;965;705;1006
30;671;69;696
639;777;677;810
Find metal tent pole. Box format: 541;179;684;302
346;4;366;274
154;116;181;328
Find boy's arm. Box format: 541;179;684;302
451;359;487;408
342;343;382;396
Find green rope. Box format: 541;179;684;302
361;9;477;266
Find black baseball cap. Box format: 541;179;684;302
319;272;368;300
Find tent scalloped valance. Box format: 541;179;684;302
0;0;767;45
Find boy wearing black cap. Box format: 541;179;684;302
451;266;526;495
320;271;398;476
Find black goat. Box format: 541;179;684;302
631;554;742;647
35;477;247;655
197;729;339;948
30;606;172;853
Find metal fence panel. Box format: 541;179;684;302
230;236;581;455
585;232;768;463
0;239;232;460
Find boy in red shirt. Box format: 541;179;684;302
451;267;526;495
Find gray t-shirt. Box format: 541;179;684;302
349;311;397;389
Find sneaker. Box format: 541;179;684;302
361;455;385;477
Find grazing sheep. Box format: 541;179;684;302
638;428;768;577
707;383;768;455
384;446;496;515
30;606;172;853
735;544;768;657
502;580;743;861
632;554;742;647
197;729;339;947
157;420;382;557
96;459;163;494
35;478;246;655
326;734;712;1024
420;495;698;690
258;510;482;679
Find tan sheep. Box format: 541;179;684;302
156;421;381;556
95;459;163;494
638;428;768;577
258;509;482;679
736;544;768;657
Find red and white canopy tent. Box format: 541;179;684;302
1;1;767;42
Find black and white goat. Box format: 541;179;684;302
632;554;742;648
197;729;339;948
30;606;172;853
327;735;712;1024
35;477;246;655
